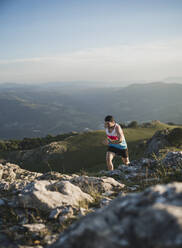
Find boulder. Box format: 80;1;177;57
49;182;182;248
100;158;156;181
70;175;125;194
23;223;47;233
162;151;182;168
0;162;42;182
145;129;170;156
17;180;93;212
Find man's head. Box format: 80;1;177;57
104;115;115;128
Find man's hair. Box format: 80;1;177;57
104;115;114;122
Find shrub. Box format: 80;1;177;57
128;121;138;128
166;128;182;147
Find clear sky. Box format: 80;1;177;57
0;0;182;84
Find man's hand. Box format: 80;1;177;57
102;138;109;145
109;139;122;144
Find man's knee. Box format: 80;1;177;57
106;153;114;163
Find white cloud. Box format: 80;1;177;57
0;38;182;83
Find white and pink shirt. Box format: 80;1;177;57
105;123;127;149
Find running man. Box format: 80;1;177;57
103;115;130;170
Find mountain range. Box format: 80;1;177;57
0;81;182;139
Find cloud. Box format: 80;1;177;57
0;38;182;83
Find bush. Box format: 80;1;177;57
0;141;7;151
128;121;138;128
166;122;175;126
166;128;182;147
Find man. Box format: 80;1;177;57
103;115;130;170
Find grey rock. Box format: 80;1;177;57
49;182;182;248
49;208;63;219
49;205;75;221
23;223;46;233
18;180;93;212
0;198;5;206
127;185;140;191
0;162;42;182
162;151;182;167
70;175;125;194
145;129;170;156
99;197;112;208
78;207;89;217
44;234;59;246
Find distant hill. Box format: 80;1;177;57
0;82;182;139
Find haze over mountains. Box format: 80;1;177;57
0;81;182;140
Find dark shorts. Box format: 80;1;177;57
107;146;129;158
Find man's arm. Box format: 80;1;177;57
102;137;109;145
109;125;124;144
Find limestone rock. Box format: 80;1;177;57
145;129;170;156
49;205;76;221
50;182;182;248
23;223;46;233
162;151;182;167
0;162;42;182
17;180;93;212
70;175;125;194
36;171;73;181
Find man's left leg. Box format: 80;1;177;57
122;157;130;165
121;148;130;165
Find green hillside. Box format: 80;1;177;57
1;121;180;174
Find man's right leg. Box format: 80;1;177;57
106;151;115;171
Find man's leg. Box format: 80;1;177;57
121;148;130;165
106;151;115;171
122;157;130;165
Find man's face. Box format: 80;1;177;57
105;121;115;128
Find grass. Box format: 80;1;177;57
0;122;181;174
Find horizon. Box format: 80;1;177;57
1;80;182;88
0;0;182;84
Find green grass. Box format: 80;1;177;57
1;122;181;174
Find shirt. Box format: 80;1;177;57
105;123;127;149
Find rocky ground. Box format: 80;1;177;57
0;150;182;247
50;181;182;248
0;161;124;247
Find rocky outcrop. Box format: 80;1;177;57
145;128;182;156
0;162;42;193
17;180;93;212
100;157;157;181
166;128;182;147
0;162;125;247
145;129;170;156
1;149;182;247
162;151;182;168
70;175;125;194
50;182;182;248
0;162;42;181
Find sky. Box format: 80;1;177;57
0;0;182;84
